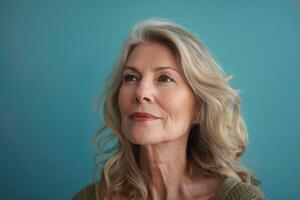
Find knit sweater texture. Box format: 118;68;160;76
73;177;266;200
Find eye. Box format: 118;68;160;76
158;74;175;82
123;74;138;82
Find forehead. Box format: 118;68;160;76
126;42;179;70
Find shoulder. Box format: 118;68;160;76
214;177;266;200
72;183;128;200
72;183;97;200
228;181;266;200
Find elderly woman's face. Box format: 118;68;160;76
118;42;198;145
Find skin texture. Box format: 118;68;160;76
118;42;222;200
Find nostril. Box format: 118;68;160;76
135;96;140;102
134;96;151;103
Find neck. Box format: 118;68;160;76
138;134;192;199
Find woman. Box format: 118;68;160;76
74;18;265;200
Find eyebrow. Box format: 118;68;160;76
123;65;179;73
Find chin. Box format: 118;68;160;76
126;131;162;145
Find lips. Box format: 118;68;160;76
129;112;159;121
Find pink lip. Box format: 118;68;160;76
129;112;159;121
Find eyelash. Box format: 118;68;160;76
158;74;175;82
123;74;175;83
123;74;138;82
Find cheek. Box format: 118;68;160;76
118;87;132;137
161;88;196;123
118;86;132;112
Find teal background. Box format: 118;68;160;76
1;0;299;199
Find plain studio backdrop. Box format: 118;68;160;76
0;0;299;199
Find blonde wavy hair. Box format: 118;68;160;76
93;18;255;199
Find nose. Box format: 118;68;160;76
134;78;154;104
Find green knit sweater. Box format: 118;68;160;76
73;177;266;200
